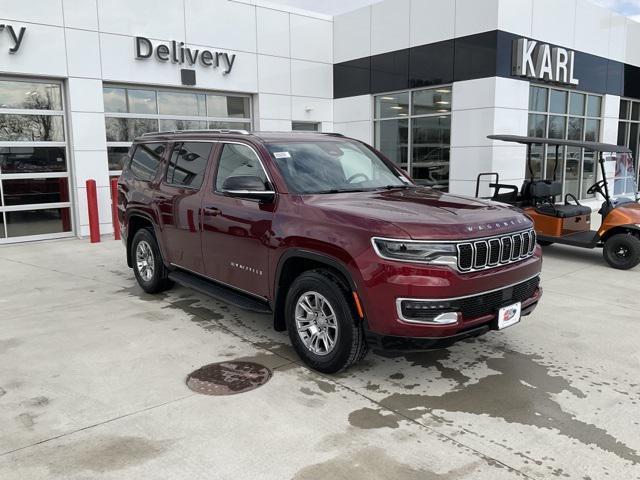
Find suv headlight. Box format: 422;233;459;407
372;238;457;266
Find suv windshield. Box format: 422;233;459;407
265;139;410;194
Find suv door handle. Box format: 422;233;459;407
203;206;221;216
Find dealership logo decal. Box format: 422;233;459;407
513;38;579;86
135;36;236;74
0;24;26;54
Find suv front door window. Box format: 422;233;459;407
201;142;274;297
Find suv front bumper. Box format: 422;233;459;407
364;293;540;351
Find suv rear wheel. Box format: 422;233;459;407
285;269;367;373
131;228;173;293
603;233;640;270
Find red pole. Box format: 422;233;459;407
110;177;121;240
86;179;100;243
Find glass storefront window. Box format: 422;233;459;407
127;89;157;114
0;80;62;110
375;119;408;168
616;100;640;197
374;86;451;190
105;117;159;142
107;146;130;171
527;85;603;200
412;88;451;115
2;178;69;206
0;147;66;173
569;92;586;116
550;89;567;114
103;87;127;113
0;78;72;243
375;92;410;119
103;86;252;173
5;207;72;238
0;114;64;141
158;91;206;116
529;86;547;112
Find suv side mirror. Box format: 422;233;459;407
222;175;275;202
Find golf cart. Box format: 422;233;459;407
476;134;640;270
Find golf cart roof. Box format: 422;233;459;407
488;134;632;154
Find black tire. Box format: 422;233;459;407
538;240;554;246
131;228;173;293
603;233;640;270
285;269;367;373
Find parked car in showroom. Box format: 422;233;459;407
117;130;542;373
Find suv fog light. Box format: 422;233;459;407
398;299;459;324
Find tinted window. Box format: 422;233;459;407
129;143;165;181
216;144;267;191
166;142;213;189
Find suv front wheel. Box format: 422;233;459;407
285;269;367;373
131;228;173;293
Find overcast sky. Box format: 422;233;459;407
267;0;640;20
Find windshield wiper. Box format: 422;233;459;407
379;184;413;190
313;188;370;194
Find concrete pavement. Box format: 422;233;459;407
0;238;639;479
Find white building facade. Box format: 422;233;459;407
0;0;639;243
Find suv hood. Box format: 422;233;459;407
301;187;532;240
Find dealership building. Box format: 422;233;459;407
0;0;639;243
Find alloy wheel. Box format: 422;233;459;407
295;291;338;356
135;240;155;282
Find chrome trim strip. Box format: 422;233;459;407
372;228;533;245
396;273;540;304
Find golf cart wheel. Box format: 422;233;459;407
538;240;554;247
284;269;367;374
603;233;640;270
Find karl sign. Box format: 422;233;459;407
135;36;236;75
512;38;579;86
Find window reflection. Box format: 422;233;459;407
130;143;165;181
158;91;206;116
0;147;66;173
107;146;130;171
412;116;450;189
103;87;127;113
208;121;251;130
0;81;62;110
167;142;213;189
159;119;207;131
0;114;64;141
2;178;69;206
105;117;159;142
375;119;408;169
375;92;409;119
6;208;72;238
127;89;157;114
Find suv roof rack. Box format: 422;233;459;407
141;129;250;137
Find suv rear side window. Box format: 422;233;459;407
215;143;268;191
130;143;165;181
166;142;213;189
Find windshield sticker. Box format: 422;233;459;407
273;152;291;159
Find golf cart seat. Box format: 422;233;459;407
535;203;592;218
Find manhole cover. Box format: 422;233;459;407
186;361;272;396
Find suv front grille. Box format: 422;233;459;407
399;275;541;322
456;229;536;272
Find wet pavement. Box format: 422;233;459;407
0;238;639;479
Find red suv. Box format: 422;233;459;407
117;130;542;373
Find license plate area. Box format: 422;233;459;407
497;302;521;330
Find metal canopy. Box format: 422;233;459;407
488;134;632;154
